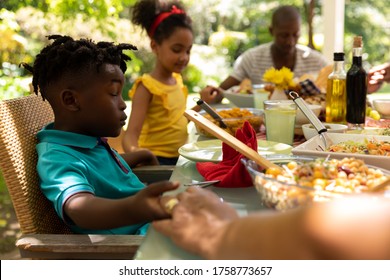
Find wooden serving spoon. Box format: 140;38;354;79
371;177;390;193
184;109;281;170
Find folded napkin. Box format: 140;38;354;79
196;121;257;188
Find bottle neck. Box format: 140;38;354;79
352;47;363;65
333;60;345;73
352;47;363;57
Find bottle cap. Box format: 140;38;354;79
353;36;363;48
333;52;344;61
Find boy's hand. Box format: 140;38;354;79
121;149;159;167
134;181;180;220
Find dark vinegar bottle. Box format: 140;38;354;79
346;36;367;129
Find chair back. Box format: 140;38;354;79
0;94;72;234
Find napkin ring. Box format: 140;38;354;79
165;198;179;214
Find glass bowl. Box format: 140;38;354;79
196;108;264;137
241;155;390;211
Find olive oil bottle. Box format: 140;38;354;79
326;52;347;123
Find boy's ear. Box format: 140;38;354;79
60;89;80;111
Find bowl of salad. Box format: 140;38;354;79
291;133;390;170
242;155;390;211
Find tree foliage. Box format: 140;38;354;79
1;0;389;99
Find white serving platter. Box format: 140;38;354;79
292;133;390;170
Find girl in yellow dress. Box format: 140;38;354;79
123;0;212;165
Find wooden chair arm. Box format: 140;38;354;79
16;234;144;259
132;165;174;184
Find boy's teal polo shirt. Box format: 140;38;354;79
36;123;149;235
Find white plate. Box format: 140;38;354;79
292;133;390;170
223;86;254;108
178;139;292;162
345;128;390;136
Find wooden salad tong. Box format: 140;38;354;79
184;110;281;170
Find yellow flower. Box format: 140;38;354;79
262;67;295;90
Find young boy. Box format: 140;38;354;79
22;35;179;235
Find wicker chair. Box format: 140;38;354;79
0;94;172;259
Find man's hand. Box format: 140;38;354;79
153;187;238;257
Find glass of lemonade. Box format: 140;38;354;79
264;100;297;145
253;84;269;109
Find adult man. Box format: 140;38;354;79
204;5;329;103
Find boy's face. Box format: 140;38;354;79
75;63;127;137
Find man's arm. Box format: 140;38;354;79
154;187;390;259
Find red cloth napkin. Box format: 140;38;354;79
196;121;257;188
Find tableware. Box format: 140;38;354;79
196;107;263;137
373;99;390;118
302;123;348;140
178;139;292;163
345;127;390;136
290;91;334;150
365;117;390;128
371;177;390;192
253;84;269;109
264;100;297;145
295;104;322;126
185;110;281;170
183;180;221;188
242;156;390;211
292;133;390;170
222;86;254;108
194;98;227;128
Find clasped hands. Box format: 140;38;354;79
154;186;238;258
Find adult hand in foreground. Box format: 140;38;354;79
154;187;239;258
155;188;390;260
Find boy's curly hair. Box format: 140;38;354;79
21;35;137;100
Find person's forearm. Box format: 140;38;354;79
65;194;151;230
207;197;390;260
204;208;317;260
122;128;141;153
219;76;240;91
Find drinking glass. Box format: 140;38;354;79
264;100;297;145
253;84;269;109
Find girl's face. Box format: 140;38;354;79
153;27;193;74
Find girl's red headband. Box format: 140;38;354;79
148;5;185;38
